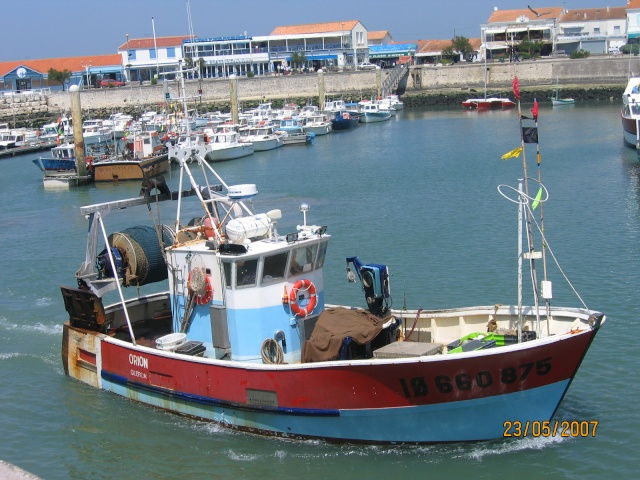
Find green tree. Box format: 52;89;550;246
48;68;72;91
290;52;307;70
518;37;544;58
442;44;456;63
451;36;473;61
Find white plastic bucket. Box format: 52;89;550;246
156;332;187;350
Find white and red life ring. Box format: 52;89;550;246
289;279;317;317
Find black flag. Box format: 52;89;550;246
522;127;538;144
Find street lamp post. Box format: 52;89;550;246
125;33;131;83
81;61;92;88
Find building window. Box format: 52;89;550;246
128;50;136;60
167;47;176;58
614;26;621;34
150;48;157;59
593;27;600;34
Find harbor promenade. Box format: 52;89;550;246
0;55;633;126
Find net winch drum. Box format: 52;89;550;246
97;225;174;287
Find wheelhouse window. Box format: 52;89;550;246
316;241;328;269
289;244;318;276
262;251;288;284
222;261;232;288
236;258;258;287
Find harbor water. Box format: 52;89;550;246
0;101;638;479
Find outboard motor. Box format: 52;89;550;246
346;256;391;316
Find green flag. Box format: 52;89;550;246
532;187;543;210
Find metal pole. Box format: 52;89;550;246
517;180;523;342
152;17;159;80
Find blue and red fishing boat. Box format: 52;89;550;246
59;75;604;443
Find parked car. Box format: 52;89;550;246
100;79;125;87
358;62;377;70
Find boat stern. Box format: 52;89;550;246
62;322;102;388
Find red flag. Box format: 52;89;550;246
512;76;521;100
531;99;539;121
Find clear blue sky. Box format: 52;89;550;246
0;0;617;61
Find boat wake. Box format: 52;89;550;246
0;317;62;335
35;296;55;307
464;435;564;460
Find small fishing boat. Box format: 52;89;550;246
301;114;332;135
59;75;604;444
280;131;315;145
241;123;285;151
461;97;516;109
330;110;359;130
551;78;575;106
621;76;640;148
203;129;254;162
92;131;169;182
32;142;76;172
358;101;392;123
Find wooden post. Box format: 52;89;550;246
69;85;88;182
376;66;382;99
229;74;238;125
318;70;325;110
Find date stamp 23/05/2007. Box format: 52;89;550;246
503;420;599;438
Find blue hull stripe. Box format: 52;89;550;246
101;370;570;442
101;371;339;417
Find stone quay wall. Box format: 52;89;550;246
0;56;635;127
0;91;49;127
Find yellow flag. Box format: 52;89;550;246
501;146;523;160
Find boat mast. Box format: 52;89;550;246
513;76;542;337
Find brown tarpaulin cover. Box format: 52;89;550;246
302;307;388;363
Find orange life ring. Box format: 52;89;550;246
189;273;213;305
342;112;349;119
289;279;317;317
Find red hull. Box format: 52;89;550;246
99;329;595;411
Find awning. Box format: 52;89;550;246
306;54;338;60
370;52;410;58
629;31;640;39
88;66;123;74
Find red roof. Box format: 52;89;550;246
559;6;626;21
488;6;564;22
271;20;360;36
0;54;122;76
118;35;192;50
368;30;391;40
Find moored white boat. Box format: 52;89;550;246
301;114;332;135
204;130;254;162
384;94;404;110
358;102;392;123
59;75;604;444
462;97;516;109
241;124;284;151
621;77;640;148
